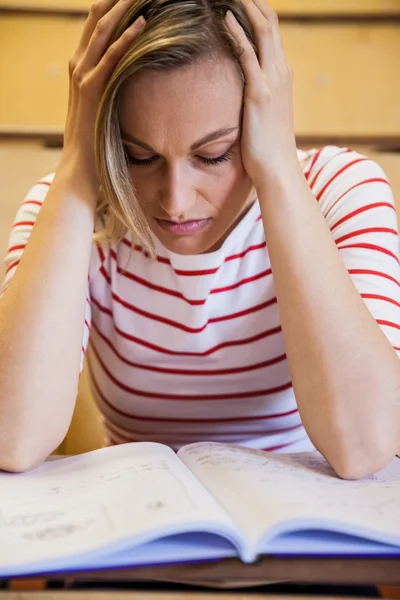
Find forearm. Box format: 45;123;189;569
258;165;400;479
0;163;97;471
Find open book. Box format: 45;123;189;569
1;441;400;577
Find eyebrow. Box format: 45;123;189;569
121;127;239;153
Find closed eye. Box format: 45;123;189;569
124;150;233;167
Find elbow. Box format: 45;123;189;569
324;439;399;481
0;456;43;474
308;392;400;480
0;402;70;473
330;453;393;481
0;455;43;474
0;429;65;473
0;444;50;473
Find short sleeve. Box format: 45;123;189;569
0;172;91;373
305;146;400;354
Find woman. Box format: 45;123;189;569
1;0;399;478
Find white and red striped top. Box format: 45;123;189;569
2;146;400;452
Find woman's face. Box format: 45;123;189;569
118;56;256;255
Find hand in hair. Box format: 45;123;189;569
62;0;146;193
225;0;298;192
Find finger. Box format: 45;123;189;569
80;0;143;73
77;0;120;57
251;0;289;64
239;0;278;73
94;17;145;88
225;10;263;95
252;0;279;27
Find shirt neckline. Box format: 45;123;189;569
150;196;262;270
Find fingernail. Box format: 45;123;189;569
137;15;146;27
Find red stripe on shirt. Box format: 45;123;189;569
22;200;43;208
125;239;219;275
110;249;272;304
325;177;394;224
376;319;400;331
7;243;27;254
261;439;302;452
122;238;267;276
315;158;371;201
99;266;277;332
11;220;35;229
210;269;272;294
104;420;304;441
5;260;19;275
88;360;298;422
334;227;398;245
308;148;352;191
91;319;287;376
361;293;400;309
123;240;170;264
304;147;324;181
111;250;204;305
164;266;219;277
97;243;106;264
104;427;138;443
330;201;396;232
91;293;282;355
348;269;400;288
90;343;293;400
324;179;391;220
337;243;400;264
100;265;111;285
224;242;267;263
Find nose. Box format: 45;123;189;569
158;163;196;220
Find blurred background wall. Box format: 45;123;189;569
1;0;400;453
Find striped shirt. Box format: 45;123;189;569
2;146;400;452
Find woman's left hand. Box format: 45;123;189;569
225;0;299;191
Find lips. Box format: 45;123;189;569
155;218;212;235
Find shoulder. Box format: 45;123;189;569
14;171;56;219
300;146;391;192
299;146;395;219
0;171;107;295
300;146;389;184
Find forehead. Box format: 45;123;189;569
118;57;243;145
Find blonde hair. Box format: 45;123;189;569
94;0;258;254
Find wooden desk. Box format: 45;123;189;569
40;556;400;587
4;557;400;598
0;594;385;600
2;556;399;591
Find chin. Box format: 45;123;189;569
153;229;222;255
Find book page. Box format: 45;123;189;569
0;442;236;570
179;442;400;553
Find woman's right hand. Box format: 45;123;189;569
60;0;145;191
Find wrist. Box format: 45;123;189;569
54;157;100;211
255;157;306;201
